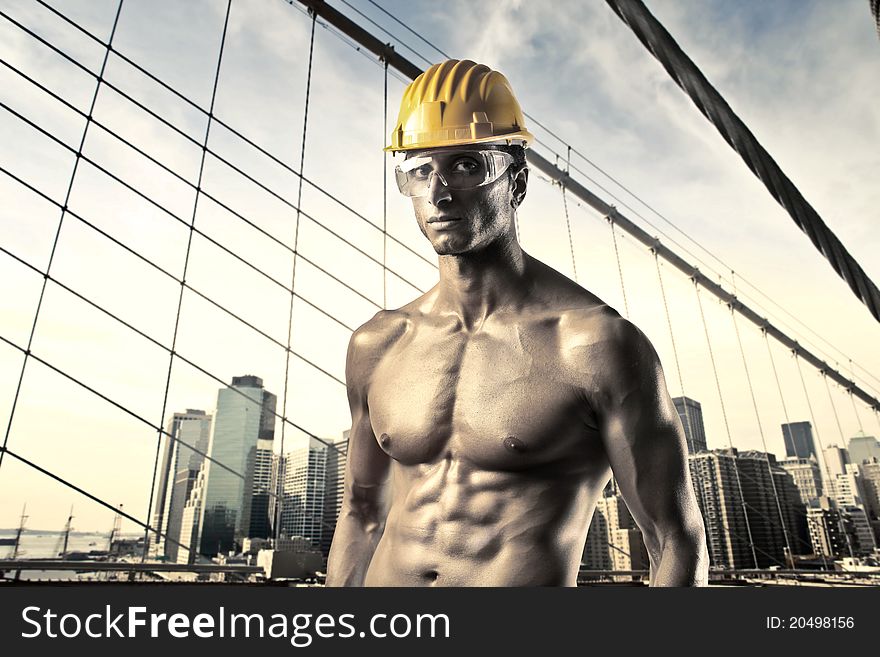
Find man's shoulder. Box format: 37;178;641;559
348;308;412;358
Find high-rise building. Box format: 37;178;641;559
196;375;277;558
321;431;349;561
247;438;275;540
279;437;327;552
148;410;212;562
177;462;207;565
782;421;816;459
582;495;649;574
822;445;851;497
771;465;810;557
689;449;756;569
833;465;878;555
672;396;707;454
857;459;880;544
779;457;823;505
847;435;880;465
806;497;850;559
732;451;789;568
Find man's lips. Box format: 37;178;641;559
427;216;462;229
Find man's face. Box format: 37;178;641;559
405;145;527;256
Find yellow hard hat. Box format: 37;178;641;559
385;59;534;153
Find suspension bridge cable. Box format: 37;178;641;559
649;253;714;564
872;0;880;39
383;56;389;308
278;9;317;545
297;0;880;410
730;309;794;563
533;151;880;414
0;107;363;348
20;1;437;272
534;144;880;403
309;0;880;401
0;0;124;474
360;1;879;392
559;185;578;282
794;355;856;559
0;447;215;564
336;0;433;68
0;19;432;298
0;67;419;309
604;0;880;324
146;0;232;561
848;359;865;434
0;164;349;456
822;374;849;448
0;299;340;543
691;279;758;568
606;213;630;319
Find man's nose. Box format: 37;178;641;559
427;170;452;206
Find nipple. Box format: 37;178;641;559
379;433;392;449
502;435;526;453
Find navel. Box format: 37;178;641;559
502;435;526;453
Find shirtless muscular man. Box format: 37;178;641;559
325;59;709;587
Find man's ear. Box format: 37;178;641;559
511;165;529;208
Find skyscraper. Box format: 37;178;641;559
735;451;793;567
779;457;823;505
279;437;327;552
688;449;757;569
582;494;649;575
150;410;212;563
782;421;816;459
806;497;850;559
196;375;277;558
847;435;880;465
672;396;707;454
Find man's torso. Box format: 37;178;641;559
361;267;620;586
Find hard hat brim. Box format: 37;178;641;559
384;129;535;154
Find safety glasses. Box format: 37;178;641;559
394;149;515;198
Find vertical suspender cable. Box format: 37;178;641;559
693;280;759;569
607;215;630;319
652;253;712;569
560;186;578;282
847;359;865;434
277;9;318;544
148;0;233;561
822;373;848;449
383;57;389;309
762;329;828;570
0;0;125;473
794;355;855;559
730;308;793;564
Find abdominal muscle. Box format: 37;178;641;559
363;458;600;587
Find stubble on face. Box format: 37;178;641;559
412;176;514;257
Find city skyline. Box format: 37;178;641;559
1;0;879;541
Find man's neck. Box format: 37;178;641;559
433;237;529;331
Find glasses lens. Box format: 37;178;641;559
395;150;513;197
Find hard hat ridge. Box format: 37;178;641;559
385;58;534;153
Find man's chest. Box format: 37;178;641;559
366;322;597;471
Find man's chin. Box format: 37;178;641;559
430;236;470;256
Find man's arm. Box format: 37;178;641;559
325;316;395;587
586;314;709;586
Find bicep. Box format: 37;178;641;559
593;322;696;543
342;328;391;516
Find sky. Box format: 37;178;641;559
0;0;878;532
